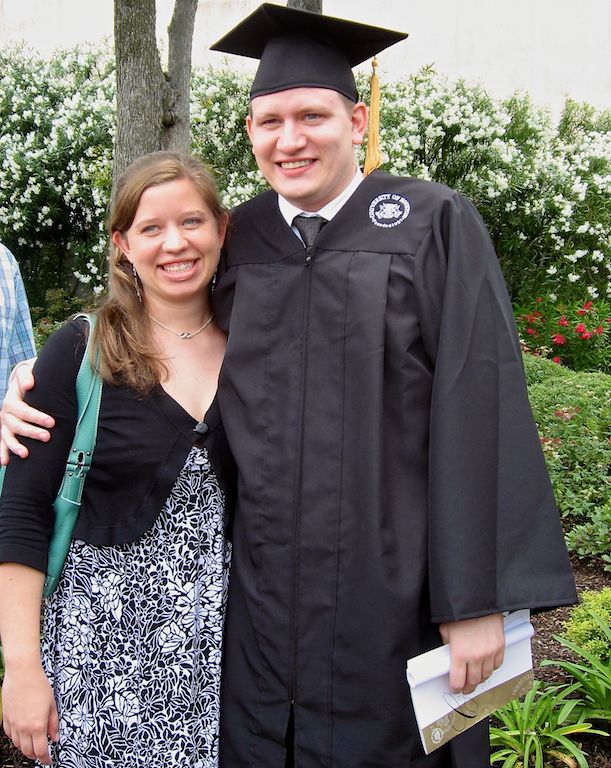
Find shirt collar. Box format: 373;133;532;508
277;166;364;228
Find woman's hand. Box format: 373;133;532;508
0;362;54;464
2;663;59;765
0;564;55;763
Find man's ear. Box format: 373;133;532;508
351;101;368;146
217;212;230;248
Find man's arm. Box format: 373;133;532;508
8;261;37;366
0;364;54;464
439;612;505;694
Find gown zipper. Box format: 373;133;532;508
288;244;315;710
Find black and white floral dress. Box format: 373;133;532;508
39;445;231;768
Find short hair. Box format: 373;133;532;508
247;89;358;120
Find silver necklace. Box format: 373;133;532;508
148;312;214;339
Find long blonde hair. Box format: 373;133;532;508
94;151;227;395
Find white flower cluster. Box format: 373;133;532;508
0;43;115;303
190;69;269;208
0;53;608;311
359;70;610;304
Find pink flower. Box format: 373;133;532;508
574;323;587;334
551;333;566;345
581;332;593;340
527;327;536;335
594;325;604;335
557;315;568;326
552;357;561;364
525;312;543;324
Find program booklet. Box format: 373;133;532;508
406;610;535;755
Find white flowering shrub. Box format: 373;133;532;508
356;68;610;305
190;67;269;206
0;51;608;318
0;44;115;308
191;66;609;304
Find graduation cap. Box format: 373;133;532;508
210;3;408;173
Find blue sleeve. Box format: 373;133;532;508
8;263;36;366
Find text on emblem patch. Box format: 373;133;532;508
369;193;411;228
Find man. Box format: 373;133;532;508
2;5;577;767
209;5;576;766
0;243;36;402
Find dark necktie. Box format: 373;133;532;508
293;214;327;248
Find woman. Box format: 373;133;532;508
0;151;233;767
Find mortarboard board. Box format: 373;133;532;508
210;3;407;102
210;3;408;174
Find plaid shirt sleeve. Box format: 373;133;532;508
0;244;36;401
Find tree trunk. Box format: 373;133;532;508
113;0;165;182
287;0;322;11
162;0;198;153
113;0;197;186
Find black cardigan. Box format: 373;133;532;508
0;318;235;574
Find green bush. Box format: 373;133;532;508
516;296;611;373
567;504;611;573
542;605;611;724
30;287;93;348
525;356;611;570
522;353;573;386
563;589;611;665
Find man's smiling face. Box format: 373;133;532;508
246;87;367;212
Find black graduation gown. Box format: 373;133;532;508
213;171;577;767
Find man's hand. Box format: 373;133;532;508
439;613;505;694
0;362;53;464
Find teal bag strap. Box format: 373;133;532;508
43;313;103;597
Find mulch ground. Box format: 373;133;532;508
529;556;611;767
1;556;609;767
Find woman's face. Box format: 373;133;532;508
113;177;228;311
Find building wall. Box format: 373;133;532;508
1;0;609;119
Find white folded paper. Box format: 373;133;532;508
406;610;535;754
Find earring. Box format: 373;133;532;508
132;263;143;303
